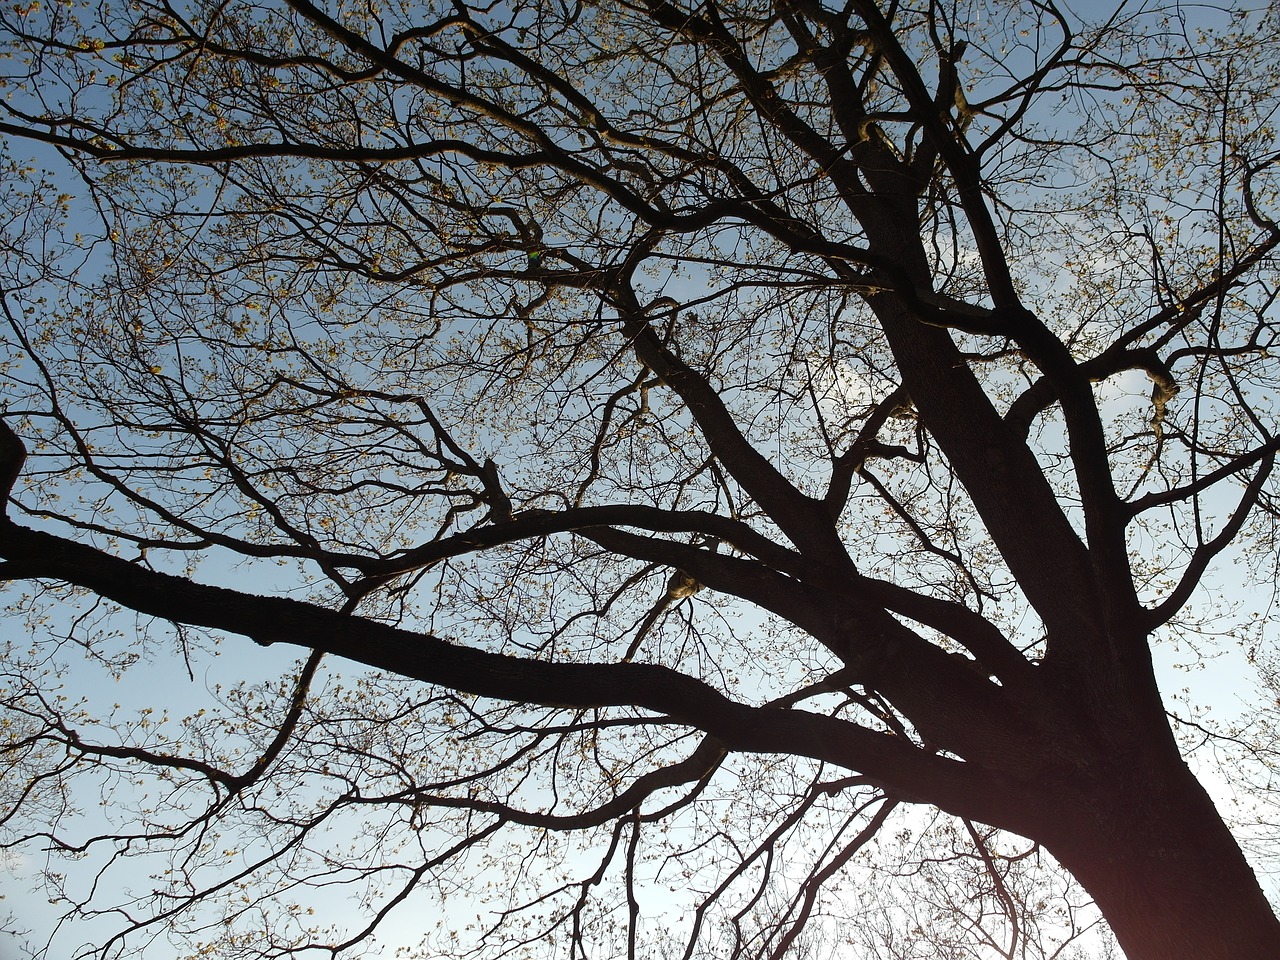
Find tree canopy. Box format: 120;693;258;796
2;0;1280;957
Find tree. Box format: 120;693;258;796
1;0;1279;956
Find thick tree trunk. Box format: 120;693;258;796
1045;755;1280;960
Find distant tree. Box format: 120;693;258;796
2;0;1279;957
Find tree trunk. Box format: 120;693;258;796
1045;754;1280;960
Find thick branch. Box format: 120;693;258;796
615;295;845;557
0;418;24;516
586;527;1033;770
0;518;1019;825
1005;348;1179;440
351;504;803;578
866;296;1103;649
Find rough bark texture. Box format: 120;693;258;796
1049;761;1280;960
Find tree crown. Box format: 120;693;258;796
2;0;1280;957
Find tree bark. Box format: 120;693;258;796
1044;753;1280;960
